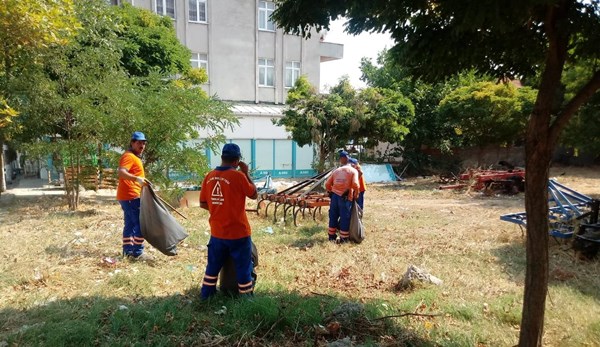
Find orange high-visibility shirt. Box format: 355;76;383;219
116;151;144;201
200;167;257;240
325;165;359;198
354;163;367;192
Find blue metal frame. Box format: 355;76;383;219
500;179;592;238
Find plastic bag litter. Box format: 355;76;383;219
348;201;365;243
219;241;259;295
140;185;188;256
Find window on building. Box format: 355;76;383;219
189;0;207;22
258;58;275;87
258;1;275;31
191;53;208;72
156;0;175;19
285;61;301;88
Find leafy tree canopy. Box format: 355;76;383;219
438;81;537;148
14;0;235;207
0;0;79;192
112;3;191;77
275;0;600;82
560;60;600;157
279;76;353;170
0;0;79;79
280;76;414;169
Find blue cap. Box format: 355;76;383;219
339;150;348;158
348;157;358;165
131;131;146;141
222;143;241;158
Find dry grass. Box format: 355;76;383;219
1;166;600;346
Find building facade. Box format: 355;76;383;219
117;0;343;177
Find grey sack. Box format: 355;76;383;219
349;200;365;243
219;242;259;295
140;185;188;256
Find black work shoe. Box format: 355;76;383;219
126;253;155;263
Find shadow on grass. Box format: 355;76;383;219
491;241;600;302
0;289;435;346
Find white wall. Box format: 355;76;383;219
197;114;289;140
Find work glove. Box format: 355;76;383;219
136;176;147;186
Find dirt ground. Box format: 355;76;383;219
1;165;599;346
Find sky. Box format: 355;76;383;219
319;19;396;92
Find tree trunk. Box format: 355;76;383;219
318;144;327;172
0;138;5;193
519;111;552;347
519;3;571;345
75;153;80;210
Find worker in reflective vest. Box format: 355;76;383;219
348;157;366;210
325;150;359;243
117;131;149;259
199;143;258;300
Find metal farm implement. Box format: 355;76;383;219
254;170;333;226
439;168;525;193
500;179;597;240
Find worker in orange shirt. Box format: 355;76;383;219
117;131;149;259
325;150;359;243
348;157;366;210
199;143;258;300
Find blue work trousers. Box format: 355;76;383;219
357;191;365;210
201;236;254;299
119;198;144;257
328;194;353;236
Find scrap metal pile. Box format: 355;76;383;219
439;168;525;194
254;170;333;226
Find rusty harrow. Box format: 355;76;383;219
256;170;333;226
439;168;525;193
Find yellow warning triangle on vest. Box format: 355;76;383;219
211;181;223;197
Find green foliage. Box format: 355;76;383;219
274;0;600;82
0;0;79;81
12;0;236;208
279;76;414;169
0;0;80;190
560;60;600;158
360;50;489;171
0;98;18;129
278;76;352;170
113;3;191;77
357;87;414;148
438;81;537;148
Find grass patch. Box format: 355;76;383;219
444;303;477;322
487;294;522;326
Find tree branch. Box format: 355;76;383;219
372;312;443;321
549;69;600;146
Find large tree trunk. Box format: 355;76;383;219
519;112;552;347
518;3;570;345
